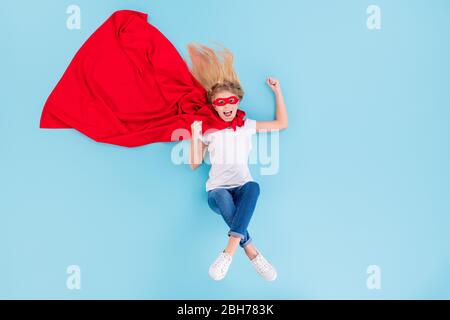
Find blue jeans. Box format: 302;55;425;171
207;181;260;248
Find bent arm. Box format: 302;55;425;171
189;121;207;170
256;78;289;132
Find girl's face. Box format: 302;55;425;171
212;90;240;122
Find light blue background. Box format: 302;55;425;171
1;0;449;299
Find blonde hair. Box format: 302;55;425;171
186;42;244;103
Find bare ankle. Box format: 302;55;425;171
247;252;258;260
244;247;259;260
224;248;236;256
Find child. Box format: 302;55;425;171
187;43;288;281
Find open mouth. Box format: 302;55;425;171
223;110;233;118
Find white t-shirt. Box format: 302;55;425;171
201;119;257;191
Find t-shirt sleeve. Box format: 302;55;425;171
244;119;257;135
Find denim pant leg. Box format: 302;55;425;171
207;188;252;248
228;181;260;240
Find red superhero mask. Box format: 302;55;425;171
212;96;240;107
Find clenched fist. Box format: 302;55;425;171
191;120;202;140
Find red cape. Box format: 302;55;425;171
40;10;246;147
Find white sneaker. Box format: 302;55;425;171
209;251;233;281
251;253;277;281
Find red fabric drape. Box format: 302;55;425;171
40;10;246;147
